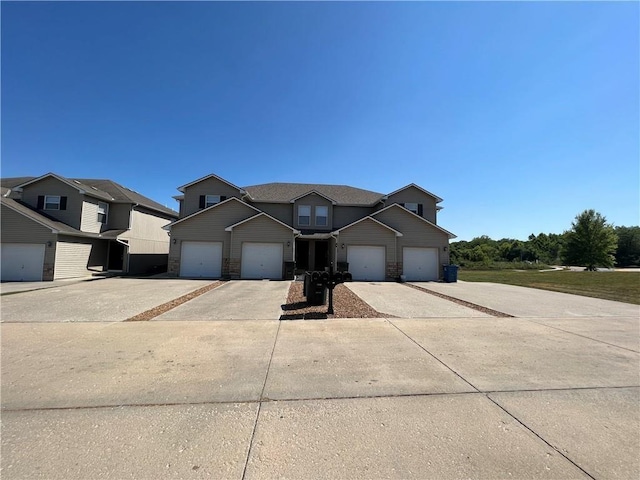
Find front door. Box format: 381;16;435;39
314;240;329;271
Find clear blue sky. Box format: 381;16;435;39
2;1;638;241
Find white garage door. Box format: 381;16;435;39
180;241;222;278
347;245;386;281
403;247;439;281
1;243;45;281
54;241;93;280
241;243;283;280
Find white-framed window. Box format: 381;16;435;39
315;206;328;226
298;205;311;226
205;195;220;207
44;195;61;210
405;202;419;214
97;202;109;224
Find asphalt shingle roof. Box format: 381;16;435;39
2;175;177;218
243;183;384;206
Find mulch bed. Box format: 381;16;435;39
125;281;225;321
280;281;388;320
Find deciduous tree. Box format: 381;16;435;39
563;209;618;270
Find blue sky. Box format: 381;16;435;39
2;1;638;241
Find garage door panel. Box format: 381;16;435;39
403;247;438;281
241;243;283;280
180;241;222;278
347;245;385;281
1;244;45;281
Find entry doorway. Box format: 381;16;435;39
295;238;331;272
108;241;125;271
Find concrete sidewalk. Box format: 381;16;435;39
2;316;638;479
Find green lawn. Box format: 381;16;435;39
458;270;640;305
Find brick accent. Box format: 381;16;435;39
168;257;180;276
386;262;399;280
228;259;241;279
43;263;55;281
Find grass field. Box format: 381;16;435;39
458;270;640;305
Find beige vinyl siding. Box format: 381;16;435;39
375;208;450;266
181;177;241;218
386;186;438;223
120;208;172;254
332;205;375;229
230;216;294;261
335;219;397;264
1;204;56;280
20;177;83;229
251;202;292;226
108;203;132;230
293;194;333;230
169;200;256;262
80;198;102;233
54;237;108;279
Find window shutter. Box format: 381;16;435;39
60;197;68;210
220;196;227;202
199;195;205;209
37;196;44;209
417;204;423;217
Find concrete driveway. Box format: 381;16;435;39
154;280;290;320
346;282;490;317
415;281;640;317
2;313;638;479
0;277;213;323
1;279;639;479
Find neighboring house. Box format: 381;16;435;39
1;173;178;282
165;173;455;281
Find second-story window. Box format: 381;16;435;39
97;202;109;224
205;195;220;207
315;206;328;226
44;195;61;210
298;205;311;226
405;203;419;215
199;195;226;209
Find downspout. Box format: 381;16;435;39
330;232;339;267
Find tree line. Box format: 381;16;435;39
451;210;639;269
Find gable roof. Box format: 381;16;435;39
332;216;403;237
0;197;128;239
289;190;338;205
163;196;261;230
225;212;300;233
5;173;177;218
387;183;443;203
177;173;244;193
371;203;456;239
73;179;177;217
243;183;384;206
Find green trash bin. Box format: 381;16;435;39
443;265;458;283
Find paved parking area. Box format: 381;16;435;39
154;280;290;320
0;277;213;323
1;279;639;479
414;281;640;317
2;313;638;479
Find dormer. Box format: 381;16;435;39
291;190;336;231
385;184;443;224
177;173;244;218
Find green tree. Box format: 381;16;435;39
615;226;640;267
563;210;618;270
